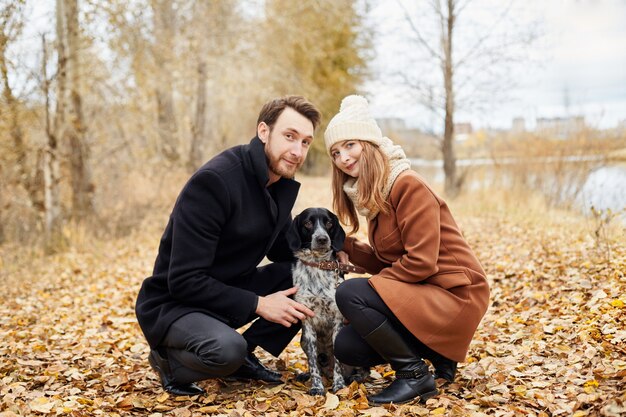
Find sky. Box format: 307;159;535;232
364;0;626;131
17;0;626;133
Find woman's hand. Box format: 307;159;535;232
337;250;349;264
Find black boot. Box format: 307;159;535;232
226;351;283;383
412;339;457;383
148;350;206;396
364;320;437;405
432;357;457;382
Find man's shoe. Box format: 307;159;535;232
227;352;283;383
148;350;206;396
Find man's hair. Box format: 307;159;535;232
257;95;321;131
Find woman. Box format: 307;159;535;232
324;95;490;405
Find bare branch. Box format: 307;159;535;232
456;0;515;68
395;0;442;61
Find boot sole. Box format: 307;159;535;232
149;352;206;396
368;389;438;405
222;376;283;384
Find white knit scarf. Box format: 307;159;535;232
343;137;412;220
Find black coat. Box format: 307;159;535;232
135;137;300;349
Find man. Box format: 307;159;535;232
135;96;321;396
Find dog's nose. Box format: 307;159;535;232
315;236;329;245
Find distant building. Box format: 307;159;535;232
511;117;526;133
454;122;473;142
535;116;585;138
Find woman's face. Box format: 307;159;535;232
330;140;363;178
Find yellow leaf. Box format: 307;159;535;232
514;385;527;396
156;392;169;403
197;406;220;413
359;406;390;416
323;393;340;410
584;379;599;388
610;299;624;308
29;397;56;414
583;379;599;393
267;383;285;394
431;407;447;415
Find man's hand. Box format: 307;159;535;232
255;287;315;327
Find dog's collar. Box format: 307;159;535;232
299;260;367;274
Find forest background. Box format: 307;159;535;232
1;0;624;416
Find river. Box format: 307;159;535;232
410;157;626;217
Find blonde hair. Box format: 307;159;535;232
332;141;390;234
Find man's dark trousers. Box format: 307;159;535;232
158;262;299;384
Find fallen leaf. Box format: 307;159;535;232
323;392;339;410
359;407;391;417
29;397;55;414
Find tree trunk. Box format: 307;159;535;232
152;0;179;162
64;0;94;220
0;164;5;244
0;18;44;213
188;59;207;173
43;25;64;251
442;0;459;197
43;145;63;252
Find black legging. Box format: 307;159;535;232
334;277;441;367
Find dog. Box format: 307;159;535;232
286;207;368;395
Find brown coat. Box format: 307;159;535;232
343;170;490;362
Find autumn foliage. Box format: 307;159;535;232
1;177;624;416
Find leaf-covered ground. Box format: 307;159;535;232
1;177;625;416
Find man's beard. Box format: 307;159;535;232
268;158;299;179
265;139;301;179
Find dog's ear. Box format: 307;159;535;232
328;212;346;252
285;214;302;252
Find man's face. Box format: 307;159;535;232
258;107;315;184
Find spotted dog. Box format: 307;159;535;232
286;207;368;395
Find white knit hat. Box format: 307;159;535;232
324;95;383;153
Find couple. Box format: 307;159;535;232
135;95;490;405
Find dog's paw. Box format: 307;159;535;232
308;386;326;396
331;381;346;393
295;372;310;382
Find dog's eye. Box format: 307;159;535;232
325;221;333;229
304;220;313;229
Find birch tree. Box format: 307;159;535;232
151;0;180;162
58;0;94;220
38;6;65;250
